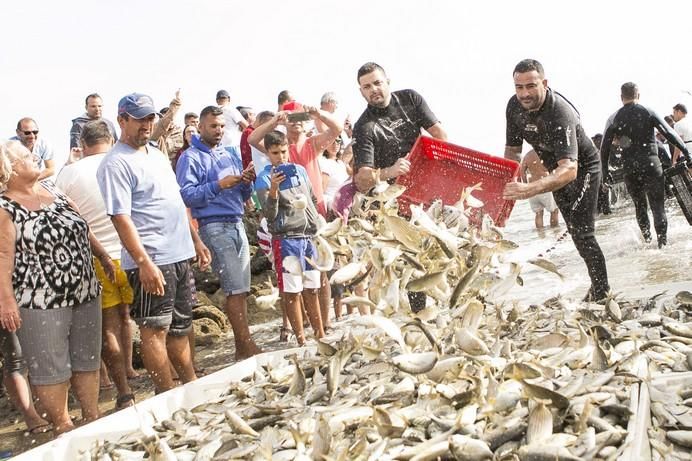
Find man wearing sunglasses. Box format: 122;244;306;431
11;118;55;179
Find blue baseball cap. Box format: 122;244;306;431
117;93;160;119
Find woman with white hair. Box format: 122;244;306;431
0;140;114;435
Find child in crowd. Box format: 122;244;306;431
254;131;325;345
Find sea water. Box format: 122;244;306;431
497;195;692;305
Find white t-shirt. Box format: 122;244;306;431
674;117;692;146
56;153;123;259
251;145;271;176
221;106;245;148
318;156;350;207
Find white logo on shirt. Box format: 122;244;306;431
565;126;572;147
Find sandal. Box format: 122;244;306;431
25;422;52;435
279;326;290;342
115;393;135;411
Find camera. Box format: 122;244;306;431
286;112;311;123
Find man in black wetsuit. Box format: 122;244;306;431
600;82;690;248
502;59;610;302
352;62;447;311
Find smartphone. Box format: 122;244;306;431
287;112;311;123
275;164;301;190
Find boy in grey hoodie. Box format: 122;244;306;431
255;130;325;345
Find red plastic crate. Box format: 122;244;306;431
395;136;520;226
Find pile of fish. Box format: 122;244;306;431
85;183;692;460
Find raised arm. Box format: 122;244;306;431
248;113;286;154
151;90;182;141
307;107;343;154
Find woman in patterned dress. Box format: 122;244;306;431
0;140;114;435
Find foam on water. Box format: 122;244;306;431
497;196;692;305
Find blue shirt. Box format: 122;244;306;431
96;141;195;270
9;136;54;171
176;136;253;226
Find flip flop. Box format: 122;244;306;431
26;423;52;435
115;393;135;411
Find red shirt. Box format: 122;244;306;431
240;126;254;169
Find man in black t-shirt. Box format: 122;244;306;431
502;59;610;302
352;62;447;311
352;62;447;193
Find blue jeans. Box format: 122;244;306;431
199;221;251;295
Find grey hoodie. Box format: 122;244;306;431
255;163;319;238
70;114;119;148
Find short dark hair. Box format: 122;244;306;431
664;115;675;126
256;111;275;126
357;62;386;83
80;120;113;147
673;103;688;114
277;90;292;106
264;130;287;149
160;107;170;115
237;106;253;121
184;112;198;121
513;59;545;78
85;93;101;105
621;82;638;100
200;105;224;119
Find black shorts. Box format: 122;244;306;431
126;260;195;336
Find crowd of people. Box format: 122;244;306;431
0;59;690;440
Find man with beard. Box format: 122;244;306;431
502;59;610;302
97;93;211;394
600;82;690;248
175;106;262;360
351;62;447;312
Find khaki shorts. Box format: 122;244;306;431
94;258;134;309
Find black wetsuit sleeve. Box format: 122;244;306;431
408;90;438;130
653;110;689;157
505;99;523;147
600;123;616;180
352;121;376;170
550;103;580;164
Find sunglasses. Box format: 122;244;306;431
22;130;39;136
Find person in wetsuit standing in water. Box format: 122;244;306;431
503;59;610;302
600;82;690;248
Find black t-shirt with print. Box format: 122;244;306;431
506;88;600;175
353;89;438;170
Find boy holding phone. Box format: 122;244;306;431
254;131;325;345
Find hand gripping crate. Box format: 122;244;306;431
664;161;692;225
396;136;520;226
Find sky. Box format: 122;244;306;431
2;0;691;168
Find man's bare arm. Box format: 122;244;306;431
504;145;522;163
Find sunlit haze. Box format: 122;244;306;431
2;0;691;168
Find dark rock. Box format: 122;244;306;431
193;318;223;346
251;250;272;275
193;266;220;295
193;305;230;332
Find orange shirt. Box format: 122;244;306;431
289;140;327;217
